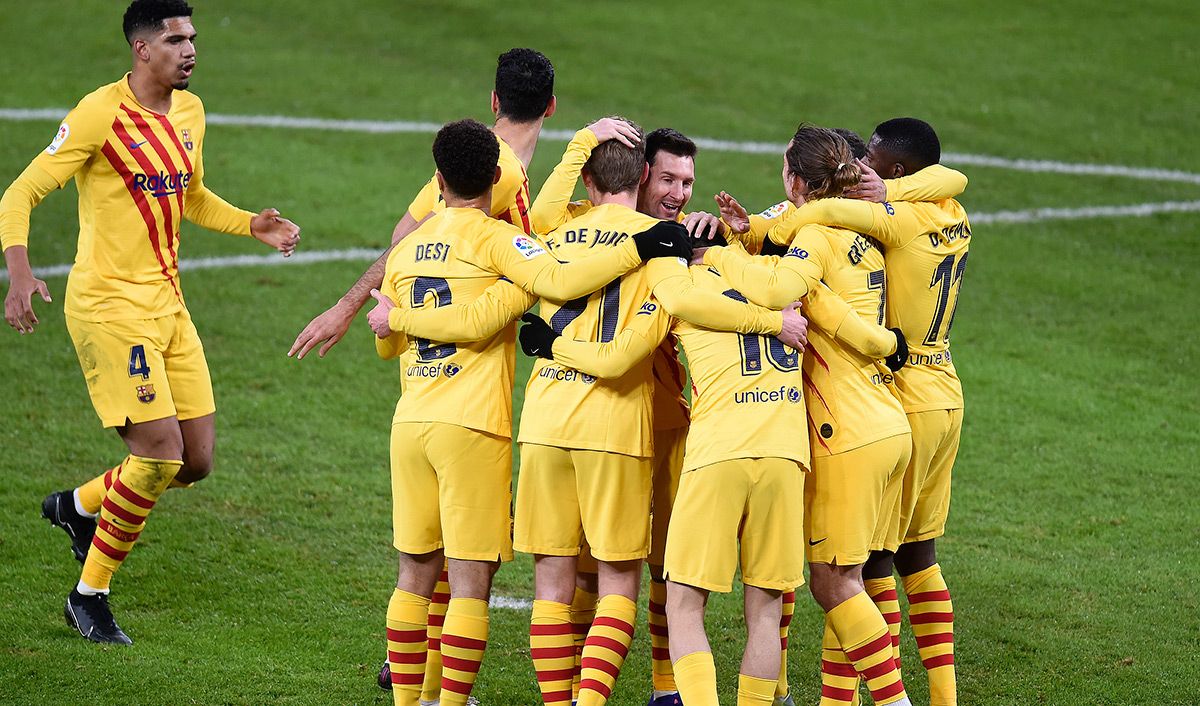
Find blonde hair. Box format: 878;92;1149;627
785;125;861;200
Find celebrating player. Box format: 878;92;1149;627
1;0;299;644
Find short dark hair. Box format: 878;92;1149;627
872;117;941;172
582;116;645;195
494;48;555;123
432;119;500;199
123;0;192;44
832;128;868;160
645;128;697;167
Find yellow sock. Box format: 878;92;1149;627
439;597;488;706
530;600;575;705
76;462;124;516
819;618;859;705
737;673;777;706
647;579;676;693
672;651;718;706
422;566;450;702
577;594;636;706
776;589;795;698
903;564;956;706
79;455;180;591
866;575;902;668
387;589;430;706
828;592;908;706
570;585;598;700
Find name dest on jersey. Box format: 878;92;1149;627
414;242;451;262
733;385;802;405
405;361;463;379
537;365;596;384
929;221;971;247
132;170;192;198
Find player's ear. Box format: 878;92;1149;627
490;91;500;117
435;170;447;193
640;162;649;186
132;37;150;63
494;165;502;185
891;163;907;178
544;96;557;119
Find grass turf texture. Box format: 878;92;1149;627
1;0;1197;703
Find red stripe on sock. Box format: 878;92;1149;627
112;478;155;510
648;623;668;637
442;655;482;672
581;656;621;679
872;589;899;602
531;623;573;636
651;647;671;661
391;673;423;686
870;679;906;702
388;650;425;664
539;688;574;703
387;627;426;642
907;589;951;604
579;678;612;699
531;646;576;659
428;638;440;650
648;601;666;614
442;633;487;651
862;657;899;681
440;676;474;695
822;659;858;678
96;518;139;544
432;592;451;603
881;610;901;624
779;637;788;650
915;631;955;648
923;653;955;669
101;497;143;526
584;635;631;658
909;611;955;625
821;684;857;701
90;535;128;561
845;633;893;662
783;590;796;605
428;614;446;627
535;667;576;682
591;615;635;637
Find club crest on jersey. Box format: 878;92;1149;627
181;128;193;151
512;235;547;260
443;363;462;378
785;246;809;260
46;122;70;155
758;201;789;220
136;384;156;404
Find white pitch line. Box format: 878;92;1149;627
3;199;1196;283
489;596;533;611
4;107;1200;185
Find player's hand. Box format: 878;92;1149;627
4;273;52;334
776;301;808;353
586;118;640;148
289;301;358;358
518;313;559;359
367;289;396;339
250;208;301;257
632;221;693;260
715;192;751;235
681;211;727;243
842;160;886;202
884;328;909;371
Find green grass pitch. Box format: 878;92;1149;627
1;1;1197;703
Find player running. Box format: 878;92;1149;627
1;0;299;644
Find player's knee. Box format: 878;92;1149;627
177;451;213;483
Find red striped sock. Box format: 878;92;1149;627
387;589;430;706
903;564;956;706
439;597;488;706
776;589;795;698
570;585;598;700
865;575;902;669
531;600;575;705
421;567;450;702
647;579;676;692
819;618;860;706
577;594;636;706
828;592;908;706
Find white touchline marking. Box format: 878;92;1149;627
489;596;533;611
4;107;1200;185
3;199;1197;282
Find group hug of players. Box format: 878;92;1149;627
0;3;967;705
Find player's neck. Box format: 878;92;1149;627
443;193;491;212
492;117;543;167
128;70;174;114
590;191;639;210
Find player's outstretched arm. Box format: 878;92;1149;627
389;279;537;343
701;237;825;310
1;164;60;334
803;284;897;359
249;208;301;256
3;246;52;334
884;163;967;203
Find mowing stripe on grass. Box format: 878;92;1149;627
5;199;1199;282
4;108;1200;185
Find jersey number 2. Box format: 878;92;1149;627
411;276;457;362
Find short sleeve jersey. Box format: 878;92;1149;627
673;265;810;472
407;136;533;234
517;203;666;457
381;208;522;437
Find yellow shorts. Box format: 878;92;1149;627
805;434;911;565
899;409;963;544
65;310;214;429
665;457;805;593
648;426;687;568
390;422;513;562
514;443;652;562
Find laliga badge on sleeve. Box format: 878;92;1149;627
46;123;70;155
512;235;547;260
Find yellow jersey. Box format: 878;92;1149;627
519;204;668;457
0;75;254;322
709;224;910;456
788;196;972;412
407;135;533;234
378;208;522;437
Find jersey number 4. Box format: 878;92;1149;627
723;289;798;376
128;345;151;379
411;276;457;362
